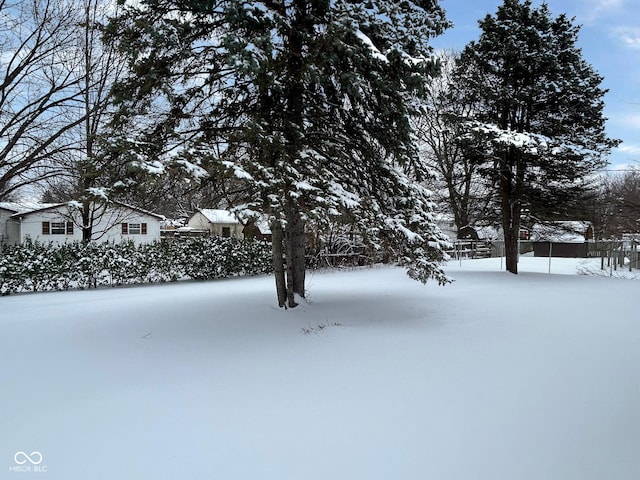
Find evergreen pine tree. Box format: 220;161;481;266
451;0;618;273
108;0;452;306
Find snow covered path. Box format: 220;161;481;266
1;258;639;479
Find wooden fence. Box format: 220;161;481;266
447;240;494;259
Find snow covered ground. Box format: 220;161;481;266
1;257;639;479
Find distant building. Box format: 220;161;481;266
184;209;273;241
186;209;244;239
531;221;593;258
0;201;163;245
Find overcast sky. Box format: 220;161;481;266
430;0;640;170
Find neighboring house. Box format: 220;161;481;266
531;221;593;258
183;209;273;241
186;209;244;239
0;201;163;246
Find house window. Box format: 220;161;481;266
222;226;231;238
122;222;147;235
42;221;73;235
51;222;65;234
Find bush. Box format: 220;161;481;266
0;238;273;295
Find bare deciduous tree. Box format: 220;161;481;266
594;167;640;238
0;0;86;199
414;51;497;239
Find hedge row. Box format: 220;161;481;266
0;237;273;295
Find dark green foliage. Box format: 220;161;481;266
0;238;272;295
450;0;618;273
106;0;453;303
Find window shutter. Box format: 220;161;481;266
66;222;74;235
122;223;128;235
141;223;147;235
42;222;50;235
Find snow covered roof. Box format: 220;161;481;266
1;201;164;220
160;219;186;229
198;209;240;224
111;201;165;220
474;225;501;241
253;217;271;234
0;202;20;213
531;221;592;243
0;202;65;216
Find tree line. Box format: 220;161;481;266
1;0;622;303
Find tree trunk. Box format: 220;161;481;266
285;222;296;308
499;152;521;274
288;200;306;298
271;219;287;308
81;198;92;244
503;217;519;274
280;0;307;308
82;2;93;245
502;188;523;274
283;199;306;308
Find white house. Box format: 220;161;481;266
186;209;244;239
0;201;163;245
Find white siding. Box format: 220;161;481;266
0;208;15;242
18;209;82;245
9;205;162;245
187;211;244;239
87;207;162;245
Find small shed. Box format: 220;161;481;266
531;221;593;258
186;209;244;239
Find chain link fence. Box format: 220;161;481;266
446;238;639;272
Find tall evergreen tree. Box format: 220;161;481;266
450;0;618;273
108;0;451;306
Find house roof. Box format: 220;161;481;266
197;209;240;224
531;221;592;243
1;202;65;216
111;201;165;220
254;217;271;234
0;202;20;213
2;201;164;220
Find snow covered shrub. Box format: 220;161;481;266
76;242;107;289
139;240;183;283
180;237;271;280
0;243;22;294
0;237;272;294
49;243;83;290
1;240;54;292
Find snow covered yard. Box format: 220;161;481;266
1;258;638;480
